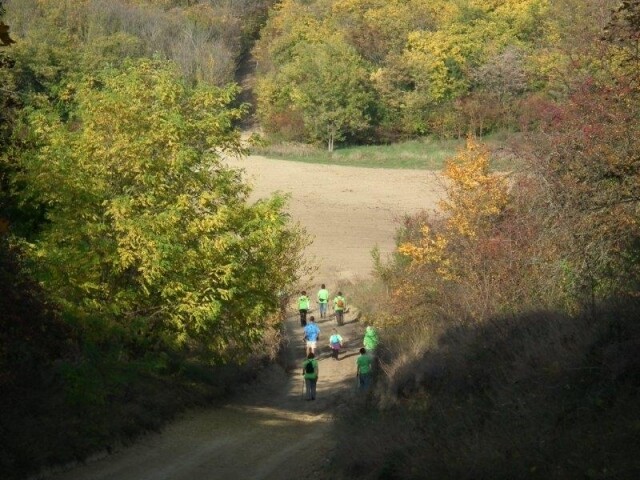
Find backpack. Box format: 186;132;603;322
305;361;315;375
336;298;345;309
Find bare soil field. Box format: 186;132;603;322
44;156;443;480
226;154;443;283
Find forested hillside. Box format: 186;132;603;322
1;0;639;479
253;0;621;149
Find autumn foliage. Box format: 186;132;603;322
1;4;305;478
340;122;640;478
1;1;640;479
335;3;640;477
399;138;508;276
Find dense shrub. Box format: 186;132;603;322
335;300;640;479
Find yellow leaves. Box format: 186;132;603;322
398;226;457;280
441;137;509;239
398;0;550;102
404;29;471;101
528;48;567;86
398;138;510;282
422;0;460;26
490;0;550;23
399;225;446;262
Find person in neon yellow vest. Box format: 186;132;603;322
333;291;346;326
298;290;310;327
317;284;329;318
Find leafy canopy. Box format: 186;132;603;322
398;137;509;280
13;58;306;361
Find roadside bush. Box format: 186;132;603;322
333;50;640;476
0;239;282;480
334;299;640;479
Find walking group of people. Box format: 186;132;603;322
298;284;379;401
297;285;346;327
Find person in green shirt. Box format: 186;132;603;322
317;284;329;319
298;290;310;327
356;347;373;391
302;352;319;400
363;325;379;354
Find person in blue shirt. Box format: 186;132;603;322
329;328;343;360
303;316;320;356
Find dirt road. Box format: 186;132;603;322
45;156;442;480
47;314;361;480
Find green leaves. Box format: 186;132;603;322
254;0;552;140
255;9;375;150
13;58;306;362
284;37;374;150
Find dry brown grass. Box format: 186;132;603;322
332;300;640;479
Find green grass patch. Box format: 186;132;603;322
251;137;464;170
251;134;522;171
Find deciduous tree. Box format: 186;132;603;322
11;59;307;361
282;37;374;151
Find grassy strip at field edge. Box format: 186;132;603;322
250;135;518;171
